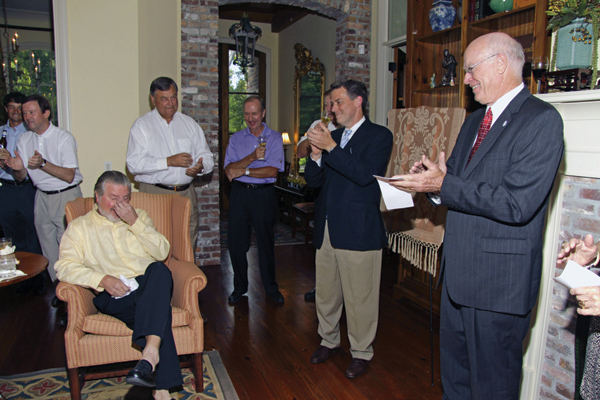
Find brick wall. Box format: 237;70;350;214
181;0;221;266
181;0;373;266
541;175;600;399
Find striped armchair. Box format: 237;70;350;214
56;192;207;400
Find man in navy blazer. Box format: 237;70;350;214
304;79;392;379
391;33;564;399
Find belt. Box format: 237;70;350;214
233;181;274;190
0;178;30;186
154;183;191;192
39;184;79;195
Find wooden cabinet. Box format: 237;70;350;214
405;0;549;110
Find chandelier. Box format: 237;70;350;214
1;0;42;93
228;13;262;74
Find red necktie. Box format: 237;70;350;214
467;108;493;165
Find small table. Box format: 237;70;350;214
0;251;48;288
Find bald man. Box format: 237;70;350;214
391;33;564;399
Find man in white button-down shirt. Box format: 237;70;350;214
126;77;214;250
7;94;83;295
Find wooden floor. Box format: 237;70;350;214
0;244;442;400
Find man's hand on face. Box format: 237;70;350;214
185;157;204;177
113;200;138;226
167;152;193;168
99;275;131;298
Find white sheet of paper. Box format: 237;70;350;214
554;259;600;289
374;175;414;210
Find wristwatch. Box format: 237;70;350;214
245;168;250;176
39;158;47;168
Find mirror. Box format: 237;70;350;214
292;43;325;177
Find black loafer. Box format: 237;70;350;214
228;290;247;303
345;358;370;379
268;290;284;303
126;359;156;387
304;288;316;301
51;295;63;308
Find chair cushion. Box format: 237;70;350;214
82;307;190;336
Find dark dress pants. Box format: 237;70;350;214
440;282;532;400
0;179;42;254
227;182;279;295
93;262;182;390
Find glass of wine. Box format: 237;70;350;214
532;56;548;94
257;135;266;160
321;108;331;127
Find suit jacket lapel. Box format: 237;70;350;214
462;87;531;177
343;119;370;153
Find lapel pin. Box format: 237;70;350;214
503;121;507;127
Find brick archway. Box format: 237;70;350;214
180;0;372;265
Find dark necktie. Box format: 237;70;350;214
467;108;493;165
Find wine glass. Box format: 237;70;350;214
257;135;266;160
321;108;331;127
532;56;548;94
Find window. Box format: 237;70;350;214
7;50;58;124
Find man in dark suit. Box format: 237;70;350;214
304;79;392;379
391;32;564;399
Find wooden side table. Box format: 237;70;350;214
291;202;315;245
0;252;48;288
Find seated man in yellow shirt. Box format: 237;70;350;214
55;171;179;400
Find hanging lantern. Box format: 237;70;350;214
229;13;262;74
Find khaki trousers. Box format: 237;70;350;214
139;183;198;250
315;221;382;360
34;186;82;281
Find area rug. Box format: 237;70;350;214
220;216;306;248
0;350;239;400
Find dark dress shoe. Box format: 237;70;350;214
310;345;338;364
51;295;63;308
304;288;316;301
228;290;247;303
268;290;284;303
126;359;156;387
57;312;68;326
345;358;370;379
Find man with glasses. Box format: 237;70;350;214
390;32;564;399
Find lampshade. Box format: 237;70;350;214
281;131;292;145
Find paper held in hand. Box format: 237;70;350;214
374;175;414;210
554;260;600;290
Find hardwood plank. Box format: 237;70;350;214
0;244;442;400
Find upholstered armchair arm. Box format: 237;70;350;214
167;258;207;312
56;281;98;344
170;195;194;263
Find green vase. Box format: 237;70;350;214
489;0;513;13
556;18;594;70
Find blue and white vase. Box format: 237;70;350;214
429;0;456;32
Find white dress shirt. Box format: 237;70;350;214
126;109;214;186
16;123;83;191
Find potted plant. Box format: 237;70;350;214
546;0;600;88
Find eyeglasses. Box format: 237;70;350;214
463;53;499;75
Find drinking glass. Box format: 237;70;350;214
0;254;16;277
532;56;548;94
321;108;331;126
257;135;266;160
0;237;12;251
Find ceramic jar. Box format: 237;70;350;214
489;0;513;13
556;18;594;70
429;0;456;32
